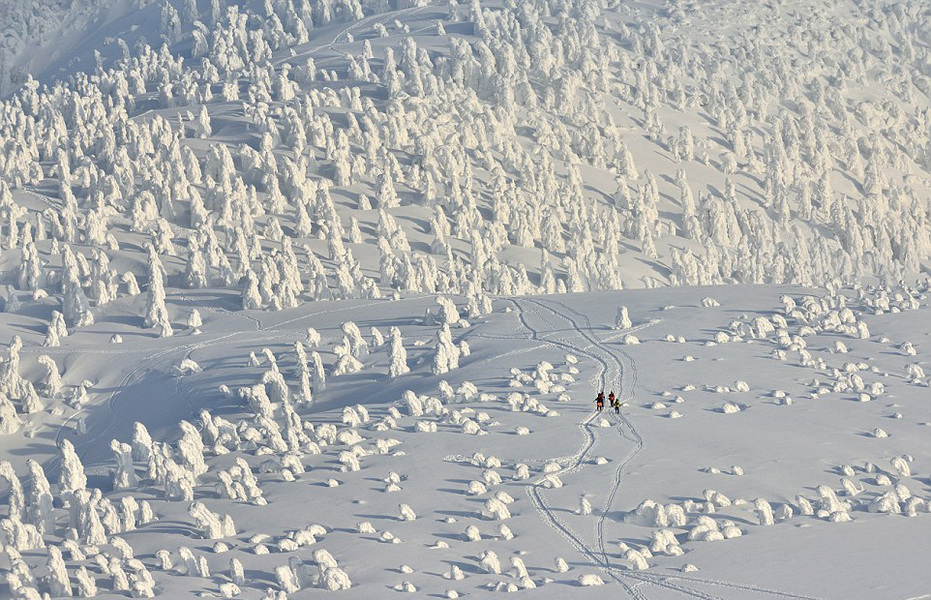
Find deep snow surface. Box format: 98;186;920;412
2;285;930;599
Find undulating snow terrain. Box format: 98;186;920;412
0;0;930;598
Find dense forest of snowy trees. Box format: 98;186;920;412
0;0;929;597
0;0;929;340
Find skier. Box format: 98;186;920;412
609;391;620;414
595;391;605;412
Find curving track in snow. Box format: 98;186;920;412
273;4;436;69
510;297;646;599
509;297;833;600
529;298;645;566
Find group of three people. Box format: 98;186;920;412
595;391;620;413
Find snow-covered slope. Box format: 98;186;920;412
2;284;930;599
2;0;931;309
0;0;127;96
0;0;930;598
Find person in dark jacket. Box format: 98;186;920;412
595;392;605;412
609;391;619;413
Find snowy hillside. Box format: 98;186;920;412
0;0;930;598
2;284;931;599
0;0;124;96
2;0;931;303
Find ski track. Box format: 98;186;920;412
529;298;645;564
510;297;645;600
516;298;717;600
509;297;833;600
274;5;432;69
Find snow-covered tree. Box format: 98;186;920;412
614;306;632;330
58;439;87;502
432;324;461;375
387;326;409;378
144;246;173;336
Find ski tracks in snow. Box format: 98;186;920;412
508;297;832;600
274;5;433;69
510;297;645;599
528;299;645;564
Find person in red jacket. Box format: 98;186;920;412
609;391;619;413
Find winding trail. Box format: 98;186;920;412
530;298;644;568
510;297;645;599
507;297;833;600
273;5;434;69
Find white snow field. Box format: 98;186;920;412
2;285;931;600
1;0;931;598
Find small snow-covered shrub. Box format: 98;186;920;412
578;574;605;586
467;480;487;495
688;515;722;541
615;306;632;329
320;566;352;590
623;548;649;570
379;530;401;544
398;504;417;521
446;565;465;580
415;421;437;433
541;474;563;488
479;551;501;574
176;358;202;375
650;529;682;555
483;497;511;520
465;525;482;541
704;490;731;507
357;522;376;534
461;419;482;435
754;498;775;525
868;491;902;514
189;502;236;539
890;456;911;477
493;491;514;504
